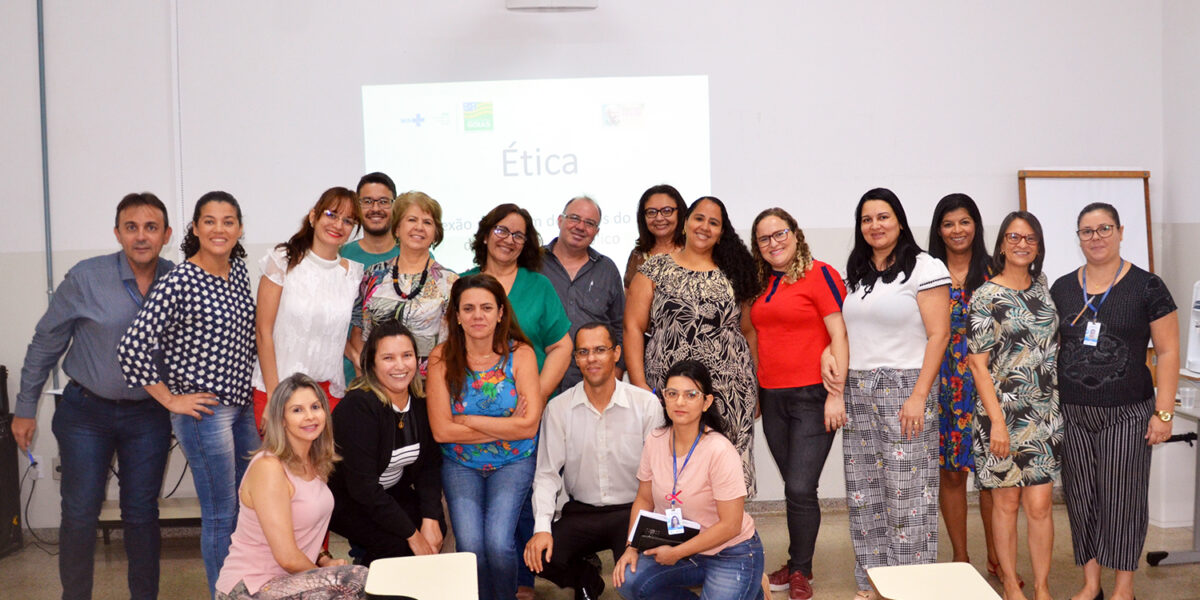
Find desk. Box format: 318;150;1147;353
867;562;1000;600
364;552;477;600
1147;403;1200;566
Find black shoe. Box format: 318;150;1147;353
575;556;605;600
1093;590;1104;600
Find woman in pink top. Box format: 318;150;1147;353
216;373;367;599
612;360;764;600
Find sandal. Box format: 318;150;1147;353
986;560;1025;589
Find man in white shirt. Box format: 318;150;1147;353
523;322;662;600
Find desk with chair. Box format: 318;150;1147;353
868;562;1001;600
364;552;478;600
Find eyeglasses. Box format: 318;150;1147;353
756;228;791;247
573;345;612;358
492;226;527;244
1076;224;1117;240
561;213;600;230
1004;232;1039;246
662;388;703;402
321;210;359;228
643;207;676;219
360;197;394;208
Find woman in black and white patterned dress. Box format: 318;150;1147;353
118;191;259;597
624;196;760;494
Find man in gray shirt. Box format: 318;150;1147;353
13;193;175;600
540;196;626;396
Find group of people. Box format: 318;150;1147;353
11;174;1179;600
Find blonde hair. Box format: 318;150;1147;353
390;190;445;248
259;373;339;480
750;207;813;289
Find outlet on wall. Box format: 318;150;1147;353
52;456;62;481
31;454;43;480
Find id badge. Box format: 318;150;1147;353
1084;320;1101;347
665;507;684;535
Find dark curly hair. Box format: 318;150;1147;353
845;188;921;296
470;203;543;271
687;197;758;304
634;184;687;254
927;193;990;294
181;191;247;260
655;359;728;439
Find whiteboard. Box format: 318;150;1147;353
1018;171;1152;286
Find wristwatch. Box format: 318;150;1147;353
1156;410;1174;423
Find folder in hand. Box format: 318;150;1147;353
626;509;700;550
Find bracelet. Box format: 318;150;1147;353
317;550;333;563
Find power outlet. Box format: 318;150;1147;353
52;456;62;480
30;454;44;480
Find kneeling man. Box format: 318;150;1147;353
524;322;662;600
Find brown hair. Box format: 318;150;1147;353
351;319;425;400
470;204;543;271
277;187;362;270
390;190;445;249
750;207;814;290
439;274;531;400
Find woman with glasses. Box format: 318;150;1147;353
118;192;259;597
1050;203;1178;600
745;208;847;600
251;187;363;431
624;184;688;289
840;188;949;600
348;191;458;376
967;211;1061;600
426;274;544;600
625;196;760;495
612;360;763;600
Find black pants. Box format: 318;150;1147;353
330;488;446;566
539;501;632;591
759;384;836;576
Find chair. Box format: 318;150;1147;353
867;562;1001;600
364;552;478;600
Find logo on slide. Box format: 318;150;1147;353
463;102;494;131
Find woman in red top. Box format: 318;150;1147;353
745;208;848;600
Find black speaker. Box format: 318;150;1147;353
0;366;25;559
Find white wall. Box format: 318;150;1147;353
2;1;1187;526
1163;0;1200;358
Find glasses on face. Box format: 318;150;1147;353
573;345;612;358
661;388;703;402
1004;232;1040;246
756;228;792;247
492;226;527;244
1076;224;1117;240
360;197;394;208
321;210;358;228
643;207;676;219
562;213;600;230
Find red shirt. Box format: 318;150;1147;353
749;259;846;389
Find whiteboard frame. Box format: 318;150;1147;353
1018;170;1154;274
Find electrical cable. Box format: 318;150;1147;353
20;463;59;555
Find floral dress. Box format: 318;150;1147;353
937;285;978;472
967;275;1063;488
640;253;758;495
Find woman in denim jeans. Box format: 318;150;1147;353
425;274;544;600
613;360;764;600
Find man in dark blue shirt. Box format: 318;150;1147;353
13;193;175;600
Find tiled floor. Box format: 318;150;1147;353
1;505;1197;599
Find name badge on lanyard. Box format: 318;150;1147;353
665;427;703;535
1079;259;1122;348
1084;321;1101;346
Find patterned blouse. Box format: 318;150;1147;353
352;254;457;361
118;259;256;406
440;351;536;471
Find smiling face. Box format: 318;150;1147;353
754;215;796;271
311;198;357;253
394;203;437;255
557;199;600;253
574;326;621;388
114;204;172;270
1077;209;1124;265
372;334;418;400
191;201;243;260
1000;218;1039;272
358;182;394;236
684;199;723;254
939;207;976;256
283;387;327;445
663;375;713;430
859;199;900;254
457;287;502;341
643;193;679;243
486;212;527;267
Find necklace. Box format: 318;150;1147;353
392;255;431;300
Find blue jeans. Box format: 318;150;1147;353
171;402;259;599
442;456;535;600
52;382;172;600
617;533;765;600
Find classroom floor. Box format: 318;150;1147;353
1;504;1197;599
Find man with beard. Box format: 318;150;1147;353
341;172;400;385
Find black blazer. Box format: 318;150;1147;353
329;388;443;540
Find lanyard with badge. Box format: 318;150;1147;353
665;426;703;535
1071;259;1123;347
118;254;146;308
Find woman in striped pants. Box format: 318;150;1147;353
1050;202;1179;600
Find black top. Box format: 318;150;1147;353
328;388;443;539
1051;264;1176;407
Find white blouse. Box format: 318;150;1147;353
251;248;363;398
842;252;950;371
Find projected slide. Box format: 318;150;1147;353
362;75;710;274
